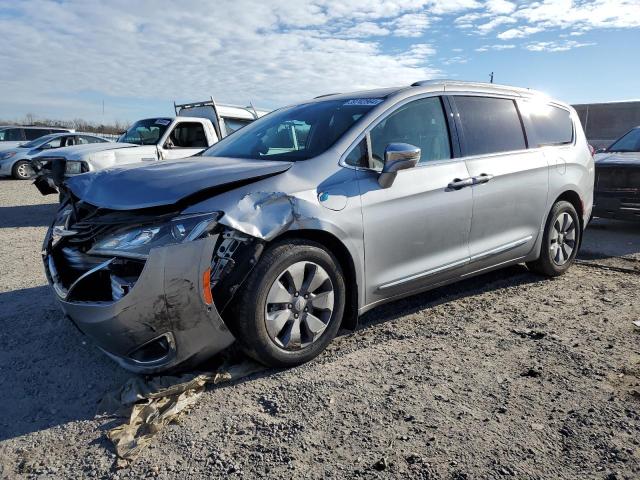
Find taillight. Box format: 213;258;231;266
588;144;595;157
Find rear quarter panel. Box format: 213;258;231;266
546;108;594;227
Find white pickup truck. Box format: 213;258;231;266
33;100;268;192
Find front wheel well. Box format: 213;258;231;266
272;229;359;330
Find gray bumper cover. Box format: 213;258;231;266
49;235;235;374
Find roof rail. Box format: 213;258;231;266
314;93;341;99
411;79;455;87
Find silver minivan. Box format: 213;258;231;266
42;80;594;373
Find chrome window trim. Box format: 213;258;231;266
338;89;578;173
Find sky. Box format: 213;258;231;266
0;0;639;123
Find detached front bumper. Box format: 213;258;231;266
44;234;235;374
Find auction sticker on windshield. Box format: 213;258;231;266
343;98;384;106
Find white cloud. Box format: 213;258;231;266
475;43;516;51
442;55;468;65
497;26;544;39
476;15;516;34
390;12;431;37
0;0;638;121
0;0;444;121
524;40;596;52
458;0;640;38
339;22;391;37
485;0;517;14
516;0;640;30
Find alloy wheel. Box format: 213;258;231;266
264;261;335;350
16;162;34;179
550;212;576;266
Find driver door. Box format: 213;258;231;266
354;96;473;305
160;121;209;160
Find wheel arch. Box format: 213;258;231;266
272;229;359;330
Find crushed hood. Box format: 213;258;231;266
66;156;293;210
594;151;640;166
35;142;134;161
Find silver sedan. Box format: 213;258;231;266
0;133;109;179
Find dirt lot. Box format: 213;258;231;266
0;178;639;479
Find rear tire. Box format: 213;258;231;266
12;160;34;180
527;200;581;277
227;238;345;368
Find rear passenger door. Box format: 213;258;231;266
450;95;548;274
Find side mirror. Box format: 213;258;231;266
39;144;52;150
164;139;174;150
378;143;420;188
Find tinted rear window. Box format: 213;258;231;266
24;129;48;140
455;96;526;156
526;104;573;146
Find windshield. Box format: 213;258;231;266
608;128;640;152
21;133;57;149
119;118;171;145
202;98;383;161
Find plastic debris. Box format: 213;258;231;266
96;357;265;462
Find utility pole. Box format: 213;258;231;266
489;72;494;83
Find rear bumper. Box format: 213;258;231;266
593;191;640;222
44;235;235;374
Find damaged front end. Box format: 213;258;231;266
43;197;265;373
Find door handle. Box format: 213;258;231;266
472;173;494;184
447;177;474;190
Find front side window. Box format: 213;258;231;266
42;137;63;149
607;128;640;152
344;138;369;168
80;135;107;144
524;102;573;146
167;122;207;148
455;96;526;156
203;99;380;161
120;119;171;145
369;97;451;167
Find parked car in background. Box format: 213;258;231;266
32;100;269;194
0;132;110;179
42;80;593;373
593;126;640;221
0;126;72;149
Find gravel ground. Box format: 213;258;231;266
0;178;639;479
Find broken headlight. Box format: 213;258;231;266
88;212;221;259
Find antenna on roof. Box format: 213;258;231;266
490;72;494;84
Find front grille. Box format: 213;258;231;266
596;166;640;192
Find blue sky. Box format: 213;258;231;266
0;0;639;123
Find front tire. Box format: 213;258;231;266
527;200;581;277
228;238;346;368
12;160;35;180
